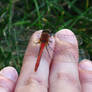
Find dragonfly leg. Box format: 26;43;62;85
49;39;53;43
33;40;40;44
46;46;51;58
48;43;53;51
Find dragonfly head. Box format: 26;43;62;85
43;29;53;36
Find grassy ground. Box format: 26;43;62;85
0;0;92;73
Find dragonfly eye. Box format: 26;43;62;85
43;29;52;35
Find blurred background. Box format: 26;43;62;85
0;0;92;73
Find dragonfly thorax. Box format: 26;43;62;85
40;31;50;43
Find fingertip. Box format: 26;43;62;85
0;66;18;82
79;60;92;92
79;59;92;83
54;29;79;61
31;30;42;39
79;59;92;71
24;30;42;60
55;29;78;45
0;66;18;92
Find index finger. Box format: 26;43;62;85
15;30;55;92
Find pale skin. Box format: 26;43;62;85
0;29;92;92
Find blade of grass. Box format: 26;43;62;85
65;0;82;15
86;0;89;8
2;25;11;51
8;0;14;33
29;11;44;28
53;3;72;18
71;7;91;27
13;20;30;26
33;0;42;28
58;19;73;30
13;29;20;61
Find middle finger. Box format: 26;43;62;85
49;29;81;92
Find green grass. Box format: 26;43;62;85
0;0;92;73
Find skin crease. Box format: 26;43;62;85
0;29;92;92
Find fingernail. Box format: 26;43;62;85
79;59;92;71
56;29;77;44
0;66;18;82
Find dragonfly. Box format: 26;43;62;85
34;29;52;72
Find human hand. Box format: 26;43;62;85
0;29;92;92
